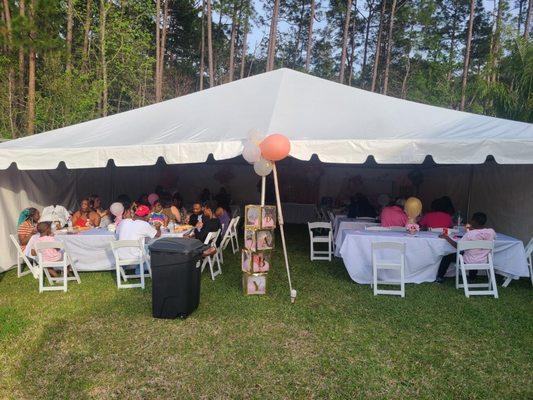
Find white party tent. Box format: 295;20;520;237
1;68;532;271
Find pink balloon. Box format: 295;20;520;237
260;133;291;162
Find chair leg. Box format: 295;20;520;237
209;257;215;280
373;264;378;296
400;264;405;298
489;267;499;298
63;265;68;292
39;267;44;293
116;265;122;288
140;262;145;289
460;265;470;298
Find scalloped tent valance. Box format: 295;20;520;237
1;68;532;170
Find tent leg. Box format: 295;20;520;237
272;163;297;303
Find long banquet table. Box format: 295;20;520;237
25;228;189;272
339;230;529;284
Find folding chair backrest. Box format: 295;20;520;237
10;234;27;255
34;241;65;251
308;222;332;230
327;211;335;223
232;207;240;218
372;241;406;252
220;220;234;244
429;227;459;235
457;240;494;252
232;216;240;230
110;239;144;261
204;230;220;246
524;238;533;257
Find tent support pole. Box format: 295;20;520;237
261;176;266;206
466;165;474;221
272;163;296;303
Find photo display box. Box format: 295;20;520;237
242;273;268;295
245;205;277;230
241;250;271;274
244;229;275;251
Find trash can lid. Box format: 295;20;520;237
149;237;205;254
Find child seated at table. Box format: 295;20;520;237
435;212;495;283
31;222;64;278
149;200;169;228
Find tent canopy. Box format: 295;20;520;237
1;68;532;170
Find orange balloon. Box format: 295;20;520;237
260;133;291;161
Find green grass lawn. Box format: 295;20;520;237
1;225;532;399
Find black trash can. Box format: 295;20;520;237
149;237;207;319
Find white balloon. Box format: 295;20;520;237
242;140;261;164
247;129;264;146
253;158;273;177
110;202;124;217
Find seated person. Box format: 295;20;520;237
380;199;407;227
149;200;169;227
71;198;101;228
17;207;40;251
215;207;231;236
89;194;110;227
435;212;495;283
347;193;376;219
170;193;187;224
187;202;203;227
31;221;67;278
187;202;221;243
117;205;161;259
419;198;453;229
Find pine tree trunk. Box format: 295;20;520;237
347;15;357;85
267;0;280;71
228;4;237;82
490;0;505;83
382;0;397;95
199;0;205;89
18;0;25;108
240;7;249;79
66;0;74;73
155;0;161;101
460;0;475;111
361;4;372;87
206;0;215;86
447;11;457;83
82;0;93;70
524;0;532;40
158;0;169;100
27;0;36;134
371;0;386;92
339;0;353;83
99;0;108;116
517;0;524;34
2;0;16;137
305;0;315;72
293;0;306;67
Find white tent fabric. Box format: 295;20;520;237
0;68;532;170
1;68;533;272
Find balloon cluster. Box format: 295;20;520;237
242;130;291;176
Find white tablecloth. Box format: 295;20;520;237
281;203;317;224
339;230;529;284
334;220;379;257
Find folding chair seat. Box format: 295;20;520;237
10;234;38;279
308;222;333;261
371;241;406;297
455;240;498;298
200;230;222;280
34;241;81;293
111;239;150;289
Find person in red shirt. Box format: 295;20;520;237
380;198;408;227
419;198;453;229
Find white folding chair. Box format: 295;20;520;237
34;241;81;293
308;222;333;261
201;230;222;280
455;240;498;298
10;234;38;278
525;238;533;287
327;210;335;225
232;207;240;218
218;219;235;264
229;216;240;254
371;241;406;297
110;239;150;289
365;226;391;231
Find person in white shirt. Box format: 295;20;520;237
116;205;161;261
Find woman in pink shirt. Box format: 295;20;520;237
31;222;63;278
380;199;408;227
419;198;453;229
435;212;495;283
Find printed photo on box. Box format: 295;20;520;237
241;250;252;273
243;273;267;295
261;206;276;229
252;251;271;273
256;230;274;250
245;205;261;229
244;229;257;251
